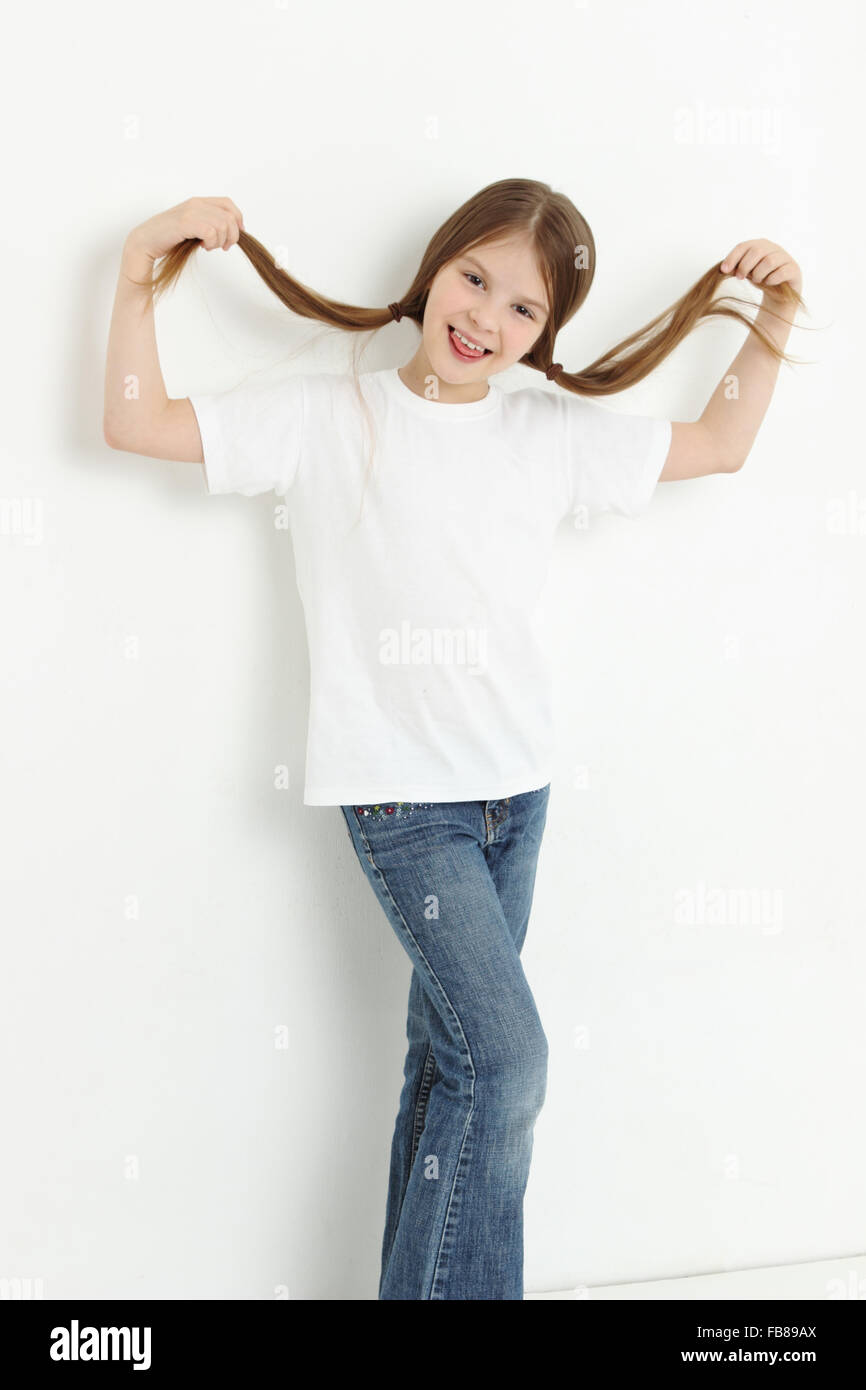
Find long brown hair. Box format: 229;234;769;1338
142;178;808;515
145;175;806;382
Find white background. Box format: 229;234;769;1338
2;0;863;1300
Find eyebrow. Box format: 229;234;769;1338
462;255;548;315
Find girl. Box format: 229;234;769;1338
103;178;805;1300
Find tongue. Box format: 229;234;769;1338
453;330;480;355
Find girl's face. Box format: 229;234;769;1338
408;234;550;400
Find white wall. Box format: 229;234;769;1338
2;0;862;1300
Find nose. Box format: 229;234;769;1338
469;311;497;341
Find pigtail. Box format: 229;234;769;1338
142;228;410;332
539;268;808;397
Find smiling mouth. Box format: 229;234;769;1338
448;325;493;358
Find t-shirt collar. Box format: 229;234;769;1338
379;366;502;420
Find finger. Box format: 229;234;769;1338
211;196;245;232
747;251;788;285
202;218;236;252
736;245;772;280
224;216;241;250
764;262;797;286
214;216;237;251
720;241;753;274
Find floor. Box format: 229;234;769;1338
525;1253;866;1300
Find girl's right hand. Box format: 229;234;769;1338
125;197;245;261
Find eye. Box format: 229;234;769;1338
462;271;536;321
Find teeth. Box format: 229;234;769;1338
453;327;486;353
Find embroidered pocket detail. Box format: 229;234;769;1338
354;801;434;821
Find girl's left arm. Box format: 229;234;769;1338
660;239;803;482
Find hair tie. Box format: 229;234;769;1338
388;302;403;323
545;362;563;381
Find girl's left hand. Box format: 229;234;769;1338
719;239;803;297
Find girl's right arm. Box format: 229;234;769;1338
102;197;244;464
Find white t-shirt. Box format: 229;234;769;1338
188;366;671;806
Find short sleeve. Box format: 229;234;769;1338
561;394;671;522
188;372;306;498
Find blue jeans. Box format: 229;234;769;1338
340;785;551;1300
